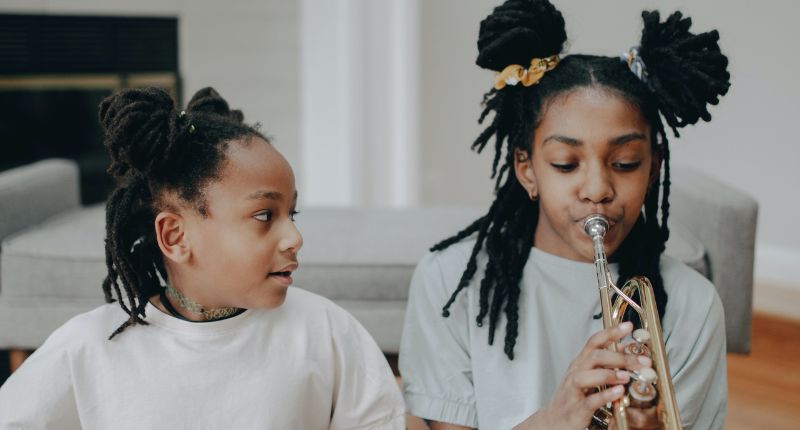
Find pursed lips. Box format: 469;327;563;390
576;213;622;227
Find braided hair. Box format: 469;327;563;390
98;87;266;339
433;0;730;359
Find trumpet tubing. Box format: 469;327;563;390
583;214;682;430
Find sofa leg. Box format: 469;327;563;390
9;349;30;373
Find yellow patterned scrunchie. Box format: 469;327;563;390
494;55;560;90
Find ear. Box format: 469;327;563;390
154;211;190;264
513;148;539;200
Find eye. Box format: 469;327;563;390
612;161;642;171
551;163;577;173
290;210;300;222
254;210;273;222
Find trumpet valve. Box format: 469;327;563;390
624;342;650;357
629;368;658;408
624;328;652;357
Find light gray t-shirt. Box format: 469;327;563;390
399;240;726;430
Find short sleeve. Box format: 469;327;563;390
0;328;81;429
399;252;479;428
663;264;728;430
328;308;406;430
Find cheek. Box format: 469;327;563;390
241;231;281;264
197;226;265;267
538;179;577;216
622;173;652;207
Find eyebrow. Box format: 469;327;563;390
246;190;299;202
541;132;647;147
610;132;647;145
542;134;581;147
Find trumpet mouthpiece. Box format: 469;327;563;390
583;214;609;238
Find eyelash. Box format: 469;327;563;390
550;161;642;173
613;161;642;171
254;210;273;222
551;163;576;173
253;210;300;222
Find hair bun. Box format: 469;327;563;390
99;87;177;178
638;11;730;132
186;87;244;123
476;0;567;72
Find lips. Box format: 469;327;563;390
268;263;298;285
576;214;623;245
577;213;621;227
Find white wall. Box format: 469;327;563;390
300;0;418;207
2;0;797;298
418;0;800;292
418;1;496;207
0;0;300;177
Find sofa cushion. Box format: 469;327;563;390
0;205;707;351
2;206;707;300
664;221;708;278
1;206;106;302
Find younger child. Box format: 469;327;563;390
0;87;405;429
400;1;730;429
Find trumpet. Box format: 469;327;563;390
583;214;681;430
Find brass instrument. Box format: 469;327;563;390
583;214;681;430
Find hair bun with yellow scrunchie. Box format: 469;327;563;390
476;0;567;72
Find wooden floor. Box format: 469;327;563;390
725;313;800;430
395;312;800;429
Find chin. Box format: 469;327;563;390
242;290;288;311
579;250;596;263
573;233;599;262
264;290;289;309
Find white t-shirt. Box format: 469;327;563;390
399;240;727;430
0;287;405;429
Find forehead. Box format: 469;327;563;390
205;137;295;202
534;86;650;145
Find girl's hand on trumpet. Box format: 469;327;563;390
514;322;654;430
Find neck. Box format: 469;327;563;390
162;284;241;322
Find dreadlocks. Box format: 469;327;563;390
98;87;266;339
432;0;730;359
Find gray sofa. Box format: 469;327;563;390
0;159;757;354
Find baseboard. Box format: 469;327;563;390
753;245;800;320
755;244;800;290
753;283;800;321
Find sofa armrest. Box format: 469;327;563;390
0;159;81;242
669;166;758;354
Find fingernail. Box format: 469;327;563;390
616;370;629;380
619;322;633;331
638;356;651;366
612;385;625;395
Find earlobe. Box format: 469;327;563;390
513;148;539;200
155;212;190;263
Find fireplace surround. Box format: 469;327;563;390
0;13;179;204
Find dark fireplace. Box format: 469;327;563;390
0;14;180;204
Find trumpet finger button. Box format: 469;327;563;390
631;367;658;384
632;328;651;344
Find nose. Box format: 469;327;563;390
280;219;303;254
578;163;615;204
